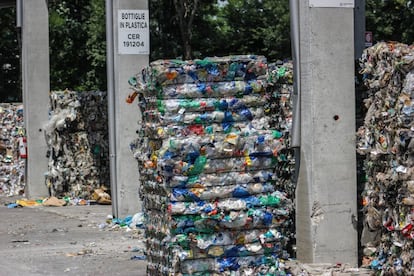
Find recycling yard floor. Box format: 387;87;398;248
0;196;146;276
0;195;373;276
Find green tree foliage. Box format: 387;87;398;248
218;0;291;61
149;0;182;60
149;0;291;61
0;7;21;102
49;0;106;91
149;0;220;60
85;0;107;90
2;1;414;99
366;0;414;44
49;0;88;91
180;1;227;59
173;0;199;60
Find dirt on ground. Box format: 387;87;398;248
0;195;374;276
0;196;147;276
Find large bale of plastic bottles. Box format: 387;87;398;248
357;42;414;274
44;90;109;199
130;56;296;275
0;103;25;196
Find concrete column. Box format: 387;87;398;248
107;0;149;217
295;0;358;265
22;0;49;198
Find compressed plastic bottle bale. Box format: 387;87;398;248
144;95;270;119
138;170;277;193
134;117;273;141
130;55;296;275
137;55;268;87
149;191;289;215
179;255;288;275
137;80;268;100
168;182;276;202
154;130;287;161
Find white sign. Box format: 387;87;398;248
118;10;149;55
309;0;354;8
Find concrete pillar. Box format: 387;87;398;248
22;0;49;198
295;0;358;265
107;0;149;218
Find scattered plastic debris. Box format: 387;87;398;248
42;196;67;207
7;203;19;208
91;187;111;205
15;198;43;207
130;255;146;260
110;213;145;229
3;195;112;208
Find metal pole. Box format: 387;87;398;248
106;0;118;218
289;0;301;148
354;0;365;59
16;0;22;28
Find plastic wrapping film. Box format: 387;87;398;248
44;90;109;199
130;56;295;275
0;103;25;196
357;42;414;274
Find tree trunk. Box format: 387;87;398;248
173;0;198;60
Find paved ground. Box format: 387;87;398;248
0;196;147;276
0;196;374;276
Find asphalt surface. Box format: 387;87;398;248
0;196;147;276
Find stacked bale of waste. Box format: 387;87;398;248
130;56;295;275
44;90;109;199
357;42;414;274
267;62;296;204
0;103;25;195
